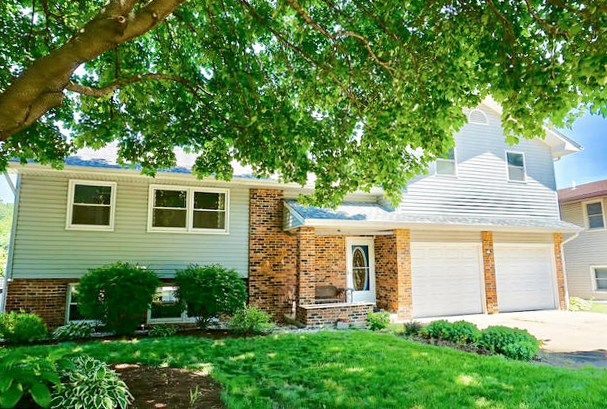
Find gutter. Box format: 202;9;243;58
1;174;20;313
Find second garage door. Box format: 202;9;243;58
412;243;484;318
494;244;557;312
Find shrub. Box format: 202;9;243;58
366;311;390;331
421;320;453;340
448;321;480;344
148;324;178;337
175;264;247;328
403;321;424;337
0;350;64;408
228;305;275;334
478;326;540;360
51;355;132;409
77;262;161;335
52;321;95;341
569;297;592;311
0;310;47;344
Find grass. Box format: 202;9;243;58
587;301;607;314
5;330;607;408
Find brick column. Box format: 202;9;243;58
248;189;298;318
553;233;568;310
375;229;412;320
297;227;316;305
481;231;499;314
394;229;413;320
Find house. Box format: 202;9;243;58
0;101;582;328
558;180;607;300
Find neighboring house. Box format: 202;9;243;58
558;180;607;300
1;101;582;328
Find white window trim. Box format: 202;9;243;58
147;285;195;324
582;199;606;232
147;185;230;234
505;151;527;183
590;266;607;292
65;283;99;324
66;180;117;231
467;108;489;125
435;147;458;177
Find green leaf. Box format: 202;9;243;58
0;383;24;408
29;382;52;408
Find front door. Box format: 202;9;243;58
346;237;376;303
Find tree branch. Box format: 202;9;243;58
284;0;395;73
66;73;213;97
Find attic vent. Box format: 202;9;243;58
468;109;489;125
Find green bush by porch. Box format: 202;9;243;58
6;331;607;408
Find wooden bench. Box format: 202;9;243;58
315;285;346;304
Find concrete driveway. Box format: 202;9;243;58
418;310;607;368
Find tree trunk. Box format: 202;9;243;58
0;0;186;141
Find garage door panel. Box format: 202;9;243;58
412;244;484;318
495;245;556;312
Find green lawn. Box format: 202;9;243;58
6;331;607;408
588;301;607;314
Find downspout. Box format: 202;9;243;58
559;231;581;311
1;173;20;313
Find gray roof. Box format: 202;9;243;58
285;200;582;232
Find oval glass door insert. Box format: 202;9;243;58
352;246;369;291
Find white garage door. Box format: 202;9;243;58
494;244;557;312
412;244;484;318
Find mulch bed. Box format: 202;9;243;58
113;364;226;409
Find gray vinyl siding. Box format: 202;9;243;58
492;232;554;244
399;106;559;219
410;230;481;243
11;173;250;279
560;199;607;300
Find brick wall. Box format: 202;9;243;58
295;303;373;327
481;231;499;314
553;233;567;310
375;235;397;312
248;189;298;318
374;230;412;320
297;227;316;305
315;235;346;288
4;278;77;328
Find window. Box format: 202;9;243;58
468;109;489;125
148;286;190;322
506;152;526;182
585;201;605;230
67;180;116;230
594;267;607;291
148;185;229;233
66;284;86;322
436;147;456;176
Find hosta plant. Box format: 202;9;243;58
51;355;133;409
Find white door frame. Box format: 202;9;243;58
345;237;376;303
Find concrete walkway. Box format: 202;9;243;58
417;310;607;368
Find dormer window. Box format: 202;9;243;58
506;151;526;182
436;148;456;176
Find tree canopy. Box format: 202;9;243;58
0;1;605;205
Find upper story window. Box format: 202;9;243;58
148;185;229;233
67;180;116;231
506;151;526;182
593;267;607;291
585;201;605;230
467;109;489;125
436;147;456;176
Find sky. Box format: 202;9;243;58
0;112;605;203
